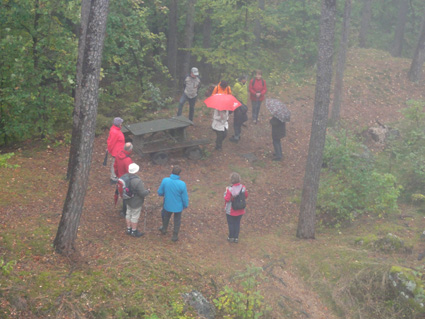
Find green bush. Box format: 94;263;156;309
318;128;400;226
213;266;271;318
0;153;19;169
382;100;425;200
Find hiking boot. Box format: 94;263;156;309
171;233;179;242
227;237;235;242
234;238;239;243
126;228;132;235
158;226;167;235
229;136;239;143
272;157;282;162
131;230;144;237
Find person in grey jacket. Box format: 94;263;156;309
176;67;201;122
125;163;150;237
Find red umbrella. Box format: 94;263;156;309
204;94;241;111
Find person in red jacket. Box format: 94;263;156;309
114;142;134;217
107;117;125;184
224;172;248;243
249;70;267;124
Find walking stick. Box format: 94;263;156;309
143;205;148;233
103;150;108;166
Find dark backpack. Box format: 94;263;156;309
231;188;246;210
117;174;137;200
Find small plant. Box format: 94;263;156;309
0;152;19;168
0;257;16;276
213;266;271;318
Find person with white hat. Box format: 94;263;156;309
124;163;150;237
176;67;201;122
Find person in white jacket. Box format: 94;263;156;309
212;109;229;150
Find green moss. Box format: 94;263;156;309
389;266;425;311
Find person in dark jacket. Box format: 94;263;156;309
157;166;189;242
270;116;286;161
125;163;150;237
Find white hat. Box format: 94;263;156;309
191;67;199;76
128;163;139;174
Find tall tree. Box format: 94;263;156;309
390;0;409;57
359;0;372;48
66;0;91;180
253;0;265;47
167;0;178;83
54;0;110;255
330;0;352;124
297;0;337;239
201;6;213;84
408;15;425;82
181;0;196;77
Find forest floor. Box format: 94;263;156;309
1;48;425;318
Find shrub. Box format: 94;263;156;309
318;128;400;226
382;100;425;200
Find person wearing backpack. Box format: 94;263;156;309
230;76;248;143
177;67;201;122
249;70;267;124
114;142;134;217
224;172;248;243
124;163;150;238
157;166;189;242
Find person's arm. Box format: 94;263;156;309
182;184;189;209
212;85;218;95
135;179;150;197
224;187;232;203
157;180;165;196
248;79;256;95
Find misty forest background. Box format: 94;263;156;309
1;0;425;147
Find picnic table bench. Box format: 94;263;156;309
122;116;210;164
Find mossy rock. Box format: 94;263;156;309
355;233;412;254
389;266;425;313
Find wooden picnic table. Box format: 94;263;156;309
122;116;210;164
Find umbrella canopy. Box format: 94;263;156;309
204;94;241;111
266;98;291;122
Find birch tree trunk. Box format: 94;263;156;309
297;0;337;239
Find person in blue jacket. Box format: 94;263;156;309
157;166;189;242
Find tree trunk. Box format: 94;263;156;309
359;0;372;48
181;0;196;78
330;0;351;124
390;0;409;57
54;0;110;256
297;0;336;239
253;0;265;47
66;0;91;180
167;0;178;84
201;7;212;84
408;16;425;82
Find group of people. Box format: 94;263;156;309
107;117;247;243
178;68;286;161
104;67;288;242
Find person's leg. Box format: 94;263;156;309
273;138;282;160
234;215;243;242
252;101;260;122
127;205;144;237
172;212;182;241
110;157;117;183
160;209;172;234
256;100;263;121
226;214;233;240
177;94;187;116
188;97;196;121
215;130;224;150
